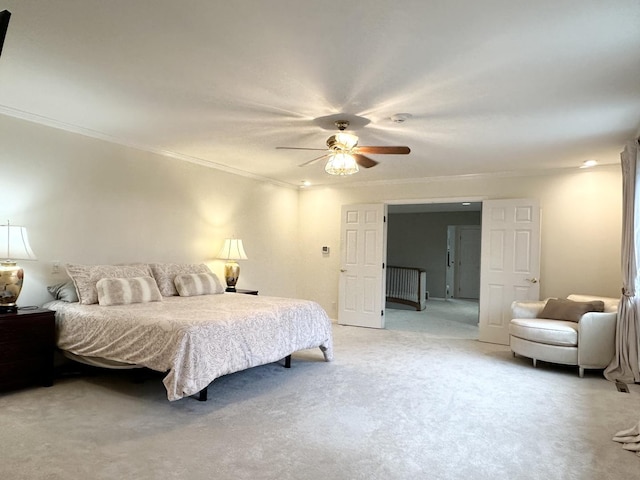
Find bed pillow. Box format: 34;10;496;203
174;272;224;297
96;276;163;306
539;298;605;322
66;263;153;305
149;263;212;296
47;280;79;303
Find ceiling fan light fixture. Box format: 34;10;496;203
334;132;358;149
325;153;359;175
327;132;358;151
279;115;411;171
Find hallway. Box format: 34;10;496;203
385;298;479;339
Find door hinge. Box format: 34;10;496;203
384;215;386;222
382;262;385;269
381;310;384;316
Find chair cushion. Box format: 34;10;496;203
539;298;604;322
509;318;578;347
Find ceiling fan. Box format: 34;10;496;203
276;120;410;175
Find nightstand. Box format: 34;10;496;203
233;289;259;295
0;308;55;392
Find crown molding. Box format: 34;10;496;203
0;104;620;192
0;105;297;190
316;163;620;190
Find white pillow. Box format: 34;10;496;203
174;273;224;297
149;263;212;296
66;263;153;305
96;276;162;306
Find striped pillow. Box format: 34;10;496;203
174;273;224;297
148;263;212;297
96;276;163;306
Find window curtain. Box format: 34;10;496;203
604;140;640;383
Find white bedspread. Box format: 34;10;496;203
48;294;333;401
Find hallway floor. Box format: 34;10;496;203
385;298;479;339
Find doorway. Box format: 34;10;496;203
386;202;482;326
341;199;541;345
447;225;481;300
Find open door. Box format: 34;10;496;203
338;204;387;328
478;199;541;345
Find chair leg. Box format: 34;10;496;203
579;367;584;378
532;359;537;368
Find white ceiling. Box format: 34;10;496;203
1;1;639;188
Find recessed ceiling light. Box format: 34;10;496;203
580;160;598;168
300;180;311;188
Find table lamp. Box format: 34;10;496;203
217;238;248;292
0;221;37;313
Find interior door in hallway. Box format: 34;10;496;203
455;225;481;299
338;204;387;328
478;199;541;345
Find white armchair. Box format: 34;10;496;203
509;294;619;377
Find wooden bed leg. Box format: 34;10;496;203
284;355;291;369
197;387;208;402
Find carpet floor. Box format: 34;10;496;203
1;300;639;480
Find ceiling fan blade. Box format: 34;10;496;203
357;146;411;155
353;154;379;168
276;146;327;151
298;153;329;167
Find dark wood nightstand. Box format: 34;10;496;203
0;308;55;392
233;289;259;295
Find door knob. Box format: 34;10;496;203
527;277;538;284
340;269;347;272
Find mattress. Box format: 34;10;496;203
46;293;333;400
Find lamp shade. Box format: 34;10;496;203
327;132;358;150
0;223;37;261
325;153;359;175
217;238;248;261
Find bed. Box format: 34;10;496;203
45;263;334;401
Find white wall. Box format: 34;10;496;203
1;112;624;316
298;167;622;316
1;114;300;306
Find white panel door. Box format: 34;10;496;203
338;204;387;328
455;225;481;299
478;199;541;345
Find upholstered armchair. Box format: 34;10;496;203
509;294;619;377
